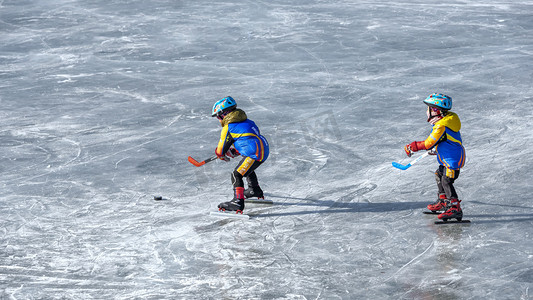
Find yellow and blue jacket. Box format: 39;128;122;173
216;109;269;162
423;111;466;170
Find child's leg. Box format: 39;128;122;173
437;168;463;220
232;157;263;199
244;171;264;199
427;166;449;211
428;165;459;212
218;157;264;212
442;167;460;199
434;166;446;197
246;171;259;188
231;170;245;200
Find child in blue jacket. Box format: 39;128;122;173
212;97;269;213
404;93;466;221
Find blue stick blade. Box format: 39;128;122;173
392;162;411;170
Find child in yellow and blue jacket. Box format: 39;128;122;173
404;93;466;221
211;97;269;213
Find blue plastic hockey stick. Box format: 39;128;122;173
392;151;430;170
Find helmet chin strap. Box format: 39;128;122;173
217;109;232;120
427;115;443;124
427;107;443;123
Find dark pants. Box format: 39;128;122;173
435;165;460;199
231;157;263;189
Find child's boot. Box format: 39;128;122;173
218;187;245;213
438;199;463;221
244;185;264;199
427;194;448;212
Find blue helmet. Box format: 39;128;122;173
211;96;237;117
423;93;452;110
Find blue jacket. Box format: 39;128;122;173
216;109;269;162
422;112;466;169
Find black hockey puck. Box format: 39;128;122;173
154;196;163;201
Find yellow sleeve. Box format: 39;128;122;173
424;124;445;149
216;125;230;156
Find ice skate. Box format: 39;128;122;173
438;199;463;221
244;186;264;199
218;187;245;213
218;198;245;213
427;194;448;212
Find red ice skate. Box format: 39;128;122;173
438;199;463;221
427;194;448;212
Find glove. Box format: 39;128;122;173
216;146;239;162
404;141;426;157
226;146;239;158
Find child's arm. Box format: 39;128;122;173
215;125;235;160
404;125;446;157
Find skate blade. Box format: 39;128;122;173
245;198;273;204
210;211;250;220
434;220;471;225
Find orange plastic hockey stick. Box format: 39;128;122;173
188;155;217;167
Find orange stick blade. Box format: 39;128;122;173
188;156;205;167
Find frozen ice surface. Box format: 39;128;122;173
1;0;532;299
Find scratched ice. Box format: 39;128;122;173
0;0;532;299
